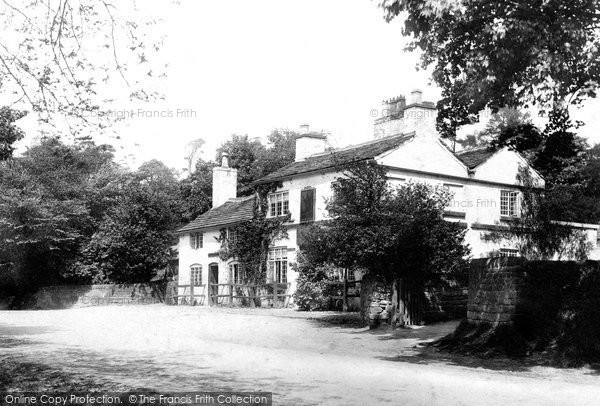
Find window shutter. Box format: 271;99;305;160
300;188;316;222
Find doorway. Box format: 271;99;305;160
209;263;219;305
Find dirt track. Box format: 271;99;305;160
1;305;600;405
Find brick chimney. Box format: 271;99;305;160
212;152;237;208
294;124;327;162
374;89;437;139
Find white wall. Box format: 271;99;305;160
178;229;223;300
473;148;545;187
377;137;467;178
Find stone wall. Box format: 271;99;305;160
17;281;171;310
466;257;526;325
424;286;468;322
367;282;468;326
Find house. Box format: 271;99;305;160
176;91;600;305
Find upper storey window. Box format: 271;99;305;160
268;191;289;217
300;188;316;222
500;190;520;217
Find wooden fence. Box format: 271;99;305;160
169;276;424;325
170;281;292;307
323;279;360;312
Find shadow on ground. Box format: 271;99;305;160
307;312;598;374
0;337;316;405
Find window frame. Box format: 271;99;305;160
229;262;244;285
268;247;288;283
190;264;203;286
227;227;239;244
300;187;316;223
499;248;519;257
500;190;520;217
267;191;290;218
190;232;203;249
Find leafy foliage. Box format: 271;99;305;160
179;159;214;223
381;0;600;136
486;167;592;260
216;130;297;194
0;138;182;295
0;107;27;160
218;191;289;286
298;161;469;320
0;1;168;138
75;160;181;283
293;253;341;311
0;138;113;293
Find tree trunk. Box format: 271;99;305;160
397;278;406;326
390;278;399;327
359;273;376;327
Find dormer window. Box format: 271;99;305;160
268;191;289;217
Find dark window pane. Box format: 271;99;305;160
300;188;316;222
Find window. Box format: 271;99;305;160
227;228;239;244
229;262;244;284
300;188;316;222
190;232;203;249
268;191;289;217
500;248;519;257
500;190;520;217
268;247;288;283
190;265;203;286
346;269;355;281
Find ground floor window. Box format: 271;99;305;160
190;264;202;285
229;262;244;284
500;248;519;257
268;247;288;283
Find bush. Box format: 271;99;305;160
292;258;345;311
293;274;331;311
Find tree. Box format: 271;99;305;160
299;161;469;325
184;138;206;174
216;130;297;194
460;108;587;186
0;107;27;160
179;159;215;223
0;138;115;295
263;129;297;174
216;135;268;194
76;160;181;283
0;1;168;138
381;0;600;137
486;167;592;260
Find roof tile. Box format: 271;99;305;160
455;147;496;169
177;195;255;233
254;133;414;184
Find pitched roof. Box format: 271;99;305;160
177;195;255;233
253;133;414;185
455;147;497;169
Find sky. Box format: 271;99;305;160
11;0;600;171
93;0;439;170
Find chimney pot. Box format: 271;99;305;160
221;152;229;168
